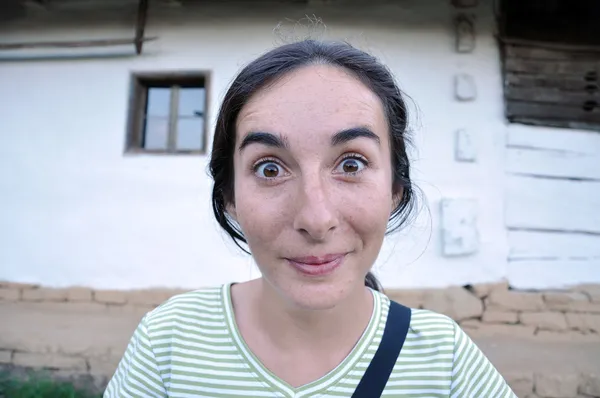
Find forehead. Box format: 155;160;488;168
236;64;387;138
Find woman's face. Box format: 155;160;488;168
232;65;395;310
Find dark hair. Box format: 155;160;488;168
209;39;415;292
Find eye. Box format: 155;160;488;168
254;161;285;179
335;155;367;175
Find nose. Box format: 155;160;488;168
293;175;339;241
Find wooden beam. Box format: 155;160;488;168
505;73;598;93
1;0;153;55
506;99;600;119
508;259;600;290
508;230;600;261
135;0;149;55
504;45;600;61
505;86;600;105
0;37;157;51
507;125;600;155
507;146;600;181
499;37;600;53
504;57;600;76
506;175;600;234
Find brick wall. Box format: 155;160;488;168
1;280;599;397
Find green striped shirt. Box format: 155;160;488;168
104;285;516;397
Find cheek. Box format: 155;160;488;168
336;178;393;237
233;179;292;245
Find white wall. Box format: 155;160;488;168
1;0;597;290
505;124;600;289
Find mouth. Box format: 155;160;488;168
285;253;347;276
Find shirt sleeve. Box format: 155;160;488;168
450;322;517;398
104;316;167;398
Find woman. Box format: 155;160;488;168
105;40;516;397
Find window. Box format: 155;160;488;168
127;73;209;154
498;0;600;131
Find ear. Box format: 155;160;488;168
226;202;238;223
391;187;404;214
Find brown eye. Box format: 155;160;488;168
256;162;282;178
342;159;360;173
263;164;279;177
336;157;366;175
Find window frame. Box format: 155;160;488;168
126;71;210;155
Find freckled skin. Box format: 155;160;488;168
231;65;395;311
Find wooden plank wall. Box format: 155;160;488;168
506;127;600;288
502;43;600;131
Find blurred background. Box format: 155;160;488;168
0;0;599;396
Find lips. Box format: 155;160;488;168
288;254;345;265
286;253;346;276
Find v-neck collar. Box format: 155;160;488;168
221;283;383;397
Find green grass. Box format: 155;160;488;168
0;371;102;398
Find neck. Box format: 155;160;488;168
242;278;374;352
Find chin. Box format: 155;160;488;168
274;277;358;311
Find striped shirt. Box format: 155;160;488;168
104;284;516;397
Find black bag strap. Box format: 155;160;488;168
351;300;412;398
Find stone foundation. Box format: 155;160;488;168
386;281;600;339
1;280;599;397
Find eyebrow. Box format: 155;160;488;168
239;132;289;152
331;127;380;146
238;126;380;152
